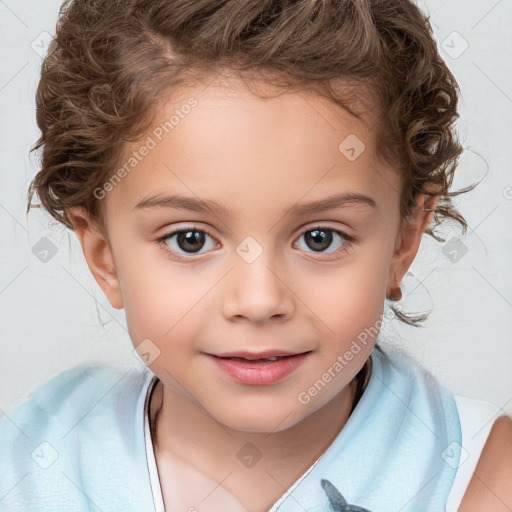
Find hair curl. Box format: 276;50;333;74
27;0;478;327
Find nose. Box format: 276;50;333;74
222;249;295;324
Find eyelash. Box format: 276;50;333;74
156;225;356;261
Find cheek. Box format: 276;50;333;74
113;241;208;346
297;253;390;354
303;251;389;314
125;284;205;346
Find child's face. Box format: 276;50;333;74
70;74;431;433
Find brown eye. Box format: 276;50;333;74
294;226;354;256
157;226;218;256
174;230;206;253
304;229;334;252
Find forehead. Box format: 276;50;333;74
104;73;401;223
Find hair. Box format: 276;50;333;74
26;0;478;327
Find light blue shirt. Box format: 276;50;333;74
0;345;462;511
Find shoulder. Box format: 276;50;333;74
0;362;149;442
459;413;512;511
0;363;155;510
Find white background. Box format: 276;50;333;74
0;0;511;415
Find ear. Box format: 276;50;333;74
66;206;124;309
387;186;440;295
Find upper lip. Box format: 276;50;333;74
208;350;310;360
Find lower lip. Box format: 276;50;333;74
206;353;311;386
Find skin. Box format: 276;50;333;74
66;73;512;511
458;414;512;512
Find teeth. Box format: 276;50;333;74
224;355;287;361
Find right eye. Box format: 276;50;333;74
156;226;219;258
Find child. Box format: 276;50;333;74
1;0;511;510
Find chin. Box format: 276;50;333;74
212;407;304;434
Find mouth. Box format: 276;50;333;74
204;351;313;385
209;350;313;361
223;355;289;362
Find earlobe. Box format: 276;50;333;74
387;190;439;296
66;206;124;310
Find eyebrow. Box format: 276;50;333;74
285;192;377;216
133;192;378;216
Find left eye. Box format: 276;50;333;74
294;226;354;254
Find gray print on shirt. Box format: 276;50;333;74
321;479;374;512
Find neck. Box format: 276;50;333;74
149;374;361;479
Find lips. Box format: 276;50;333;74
205;351;312;385
211;350;310;360
224;355;286;362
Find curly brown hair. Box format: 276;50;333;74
26;0;477;326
